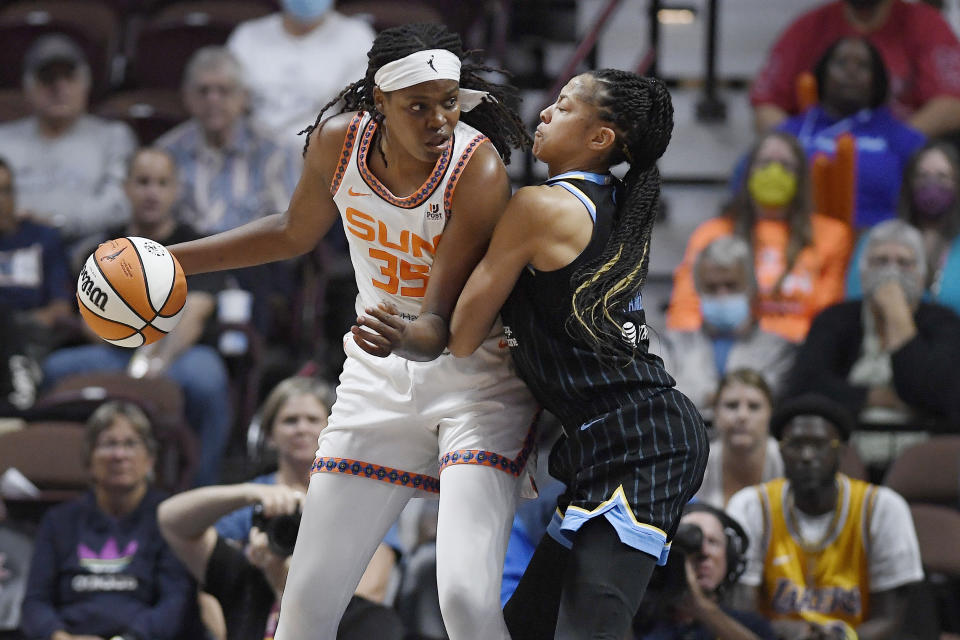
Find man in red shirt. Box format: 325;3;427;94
751;0;960;137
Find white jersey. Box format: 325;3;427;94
331;112;489;320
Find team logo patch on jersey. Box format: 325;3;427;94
426;203;442;220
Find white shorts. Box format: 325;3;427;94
311;334;540;497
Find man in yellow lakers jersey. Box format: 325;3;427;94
727;395;922;640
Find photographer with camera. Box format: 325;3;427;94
634;503;775;640
157;376;405;639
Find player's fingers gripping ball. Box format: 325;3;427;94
77;237;187;347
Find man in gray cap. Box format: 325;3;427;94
0;33;135;255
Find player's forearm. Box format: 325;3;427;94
692;599;763;640
753;104;789;134
907;96;960;138
395;312;449;361
168;211;313;276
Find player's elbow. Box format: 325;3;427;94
448;335;480;358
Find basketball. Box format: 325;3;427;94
77;237;188;348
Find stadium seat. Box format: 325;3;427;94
93;87;187;144
884;435;960;506
0;1;120;98
838;444;867;481
0;421;89;497
34;371;199;492
0;87;30;121
338;0;441;32
126;0;273;89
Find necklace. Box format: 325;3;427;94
785;477;845;582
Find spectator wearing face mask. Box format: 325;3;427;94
790;219;960;421
226;0;375;153
751;0;960;139
667;132;853;343
846;140;960;316
660;236;795;419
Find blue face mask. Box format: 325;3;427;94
281;0;333;23
700;294;750;334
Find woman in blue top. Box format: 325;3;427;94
778;36;924;230
847;140;960;314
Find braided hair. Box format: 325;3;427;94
299;23;530;162
568;69;674;356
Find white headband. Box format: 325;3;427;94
374;49;492;112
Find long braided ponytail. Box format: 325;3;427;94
568;69;674;356
299;23;531;161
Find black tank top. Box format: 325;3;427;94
499;171;676;429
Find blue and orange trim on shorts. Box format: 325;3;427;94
312;411;540;492
438;411;539;476
311;456;441;493
547;485;672;565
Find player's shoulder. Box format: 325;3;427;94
304;111;364;160
449;139;509;202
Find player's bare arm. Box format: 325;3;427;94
352;141;512;360
449;183;593;356
167;114;353;276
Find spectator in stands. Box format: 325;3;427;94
633;502;775;640
847;140;960;314
158;46;301;334
667;132;852;342
727;394;923;640
42;148;232;486
20;401;201;640
751;0;960;138
213;375;403;601
694;369;783;510
226;0;375;152
157;478;406;640
0;34;136;252
779;37;924;229
0;496;34;634
0;156;72;412
158;47;298;235
790;219;960;422
661;235;795;416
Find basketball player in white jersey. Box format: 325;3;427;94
165;23;536;640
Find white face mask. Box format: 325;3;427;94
281;0;333;23
861;265;924;307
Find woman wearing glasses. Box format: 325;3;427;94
20;401;201;640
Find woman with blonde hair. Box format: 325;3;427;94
695;369;783;509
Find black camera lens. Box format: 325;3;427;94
673;522;703;555
251;503;302;557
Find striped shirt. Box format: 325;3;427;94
157;118;299;234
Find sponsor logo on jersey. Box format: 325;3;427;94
500;325;518;348
348;187;370;197
620;321;648;347
426;203;442;220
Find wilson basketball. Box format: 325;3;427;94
77;237;188;347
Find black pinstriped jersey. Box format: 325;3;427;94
499;171;677;432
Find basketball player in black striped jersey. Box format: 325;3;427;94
361;69;709;638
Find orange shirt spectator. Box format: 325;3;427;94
667;132;852;342
751;0;960;138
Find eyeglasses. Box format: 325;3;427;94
779;438;840;456
94;439;145;454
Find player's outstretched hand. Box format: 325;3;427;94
352;302;408;357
